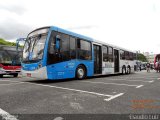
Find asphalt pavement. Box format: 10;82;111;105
0;70;160;120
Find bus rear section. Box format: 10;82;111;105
0;45;22;77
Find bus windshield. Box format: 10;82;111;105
23;28;49;63
0;46;22;66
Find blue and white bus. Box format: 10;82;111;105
22;26;136;80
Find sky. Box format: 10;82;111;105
0;0;160;54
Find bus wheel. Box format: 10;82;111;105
127;67;131;74
13;73;18;77
122;67;126;74
0;74;3;78
76;65;86;79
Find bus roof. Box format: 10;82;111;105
50;26;94;42
29;26;136;53
93;39;136;53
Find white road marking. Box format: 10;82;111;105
0;108;18;120
130;77;157;79
104;93;124;101
102;79;154;83
2;79;124;101
80;81;142;88
136;85;144;88
102;79;127;81
2;80;113;97
27;83;113;97
117;77;158;79
28;83;124;101
149;80;154;83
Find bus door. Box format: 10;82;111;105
93;44;102;74
114;49;119;72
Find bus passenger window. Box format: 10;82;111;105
70;37;76;59
108;47;113;62
125;51;129;60
77;40;91;60
129;52;133;60
133;53;137;60
60;33;70;61
120;50;125;60
103;46;108;62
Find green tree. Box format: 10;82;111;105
0;38;16;46
137;53;148;62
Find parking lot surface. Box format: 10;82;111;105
0;70;160;120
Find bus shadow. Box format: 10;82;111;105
25;73;126;84
26;78;75;84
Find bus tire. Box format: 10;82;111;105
127;66;131;74
122;66;126;75
76;65;86;80
0;74;3;78
13;73;18;77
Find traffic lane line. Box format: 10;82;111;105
129;77;158;79
1;78;145;89
91;78;154;83
0;79;123;96
112;76;159;79
0;108;18;120
106;76;158;79
0;84;125;114
104;93;124;101
25;82;125;101
114;79;154;83
28;83;112;97
136;85;144;88
79;81;143;89
1;80;124;102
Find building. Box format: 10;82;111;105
143;52;156;63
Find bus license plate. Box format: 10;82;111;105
27;73;31;77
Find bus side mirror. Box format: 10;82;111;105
55;35;60;50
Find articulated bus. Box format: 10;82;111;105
0;45;22;77
21;26;136;80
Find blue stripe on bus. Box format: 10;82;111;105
46;59;94;80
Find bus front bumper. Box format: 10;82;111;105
21;66;48;79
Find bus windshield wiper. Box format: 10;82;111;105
32;34;42;52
